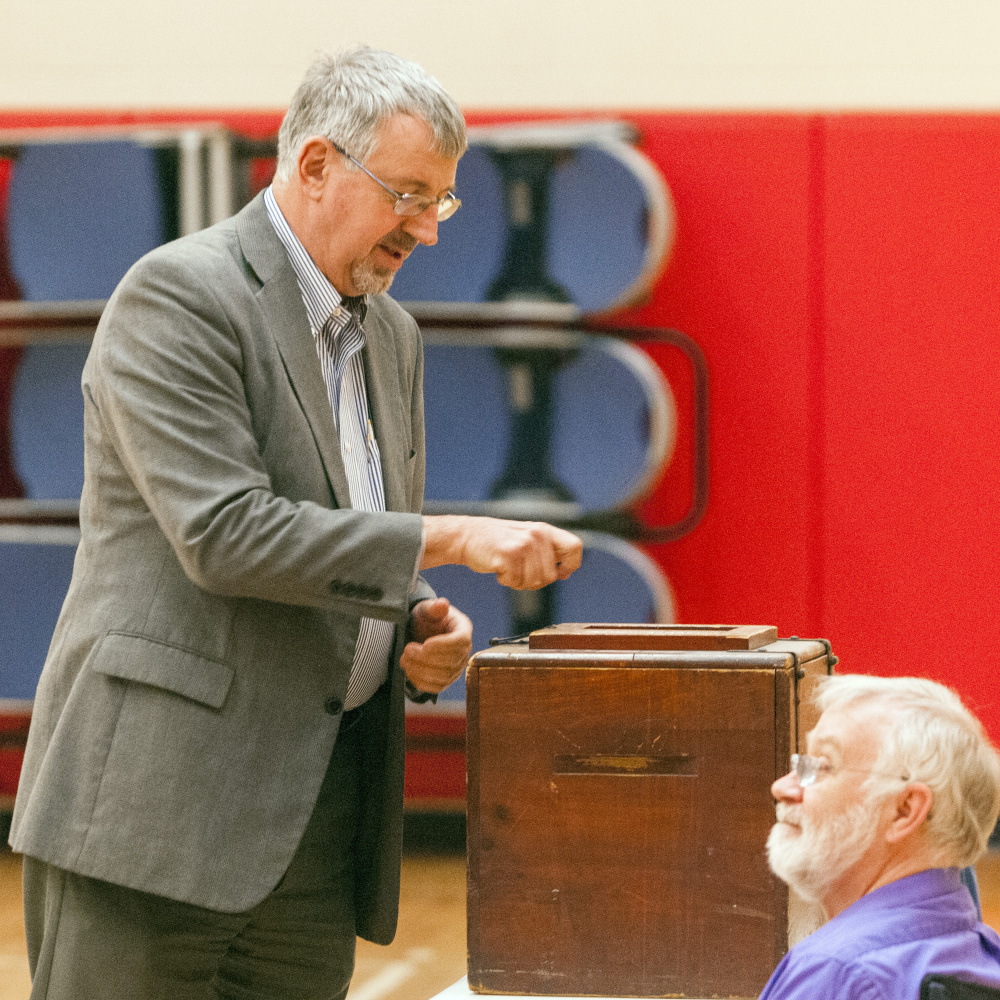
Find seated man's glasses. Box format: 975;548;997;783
331;141;461;221
790;753;909;788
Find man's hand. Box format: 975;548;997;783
400;597;473;694
421;515;583;590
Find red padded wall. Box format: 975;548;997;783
820;114;1000;725
625;112;1000;736
630;115;820;635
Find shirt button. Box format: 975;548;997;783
325;697;343;715
345;443;352;453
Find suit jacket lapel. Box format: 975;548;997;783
235;196;353;510
362;304;407;514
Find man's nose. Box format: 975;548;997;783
772;770;803;803
401;204;439;246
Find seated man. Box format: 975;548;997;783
762;674;1000;998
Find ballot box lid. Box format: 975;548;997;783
527;622;778;651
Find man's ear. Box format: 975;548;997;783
885;782;934;844
296;137;334;200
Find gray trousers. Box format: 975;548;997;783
23;715;364;1000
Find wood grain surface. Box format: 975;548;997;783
466;641;829;998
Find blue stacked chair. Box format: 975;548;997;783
1;128;682;714
0;533;79;702
422;336;673;513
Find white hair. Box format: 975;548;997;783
274;46;467;182
814;674;1000;868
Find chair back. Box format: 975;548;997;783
922;975;1000;999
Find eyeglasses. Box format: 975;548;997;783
790;753;909;788
331;141;461;221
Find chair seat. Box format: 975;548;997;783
7;140;167;302
422;337;674;512
0;530;79;701
922;974;1000;999
11;342;89;500
389;132;674;314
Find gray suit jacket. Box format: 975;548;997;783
10;193;433;943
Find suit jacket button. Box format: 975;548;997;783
325;697;343;715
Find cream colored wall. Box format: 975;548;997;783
3;0;1000;110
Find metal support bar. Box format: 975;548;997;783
207;130;234;225
178;130;204;236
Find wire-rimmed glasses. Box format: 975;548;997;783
790;753;908;787
331;141;461;221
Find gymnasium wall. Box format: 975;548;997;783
3;4;1000;746
618;111;1000;737
3;108;999;743
4;1;1000;111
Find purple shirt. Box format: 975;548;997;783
760;869;1000;999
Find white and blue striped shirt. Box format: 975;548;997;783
264;186;395;711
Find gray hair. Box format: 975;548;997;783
275;46;467;182
815;674;1000;868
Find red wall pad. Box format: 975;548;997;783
629;115;819;633
820;114;1000;726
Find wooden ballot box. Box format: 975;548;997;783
466;625;835;999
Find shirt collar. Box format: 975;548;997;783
808;868;975;948
263;186;367;335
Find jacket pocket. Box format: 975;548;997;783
90;631;235;709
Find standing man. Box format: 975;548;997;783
11;47;582;999
762;674;1000;998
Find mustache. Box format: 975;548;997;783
382;233;418;254
775;803;803;825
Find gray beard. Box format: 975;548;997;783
766;796;883;905
351;233;417;296
349;258;395;296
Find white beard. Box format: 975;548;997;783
766;796;883;906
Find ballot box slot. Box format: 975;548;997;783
582;623;736;630
553;753;697;776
